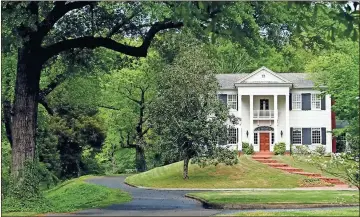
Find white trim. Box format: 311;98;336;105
235;66;293;84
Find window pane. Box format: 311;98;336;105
292;128;302;144
227;94;237;110
311;128;321;144
228;128;237;144
292;94;301;110
254;133;258;144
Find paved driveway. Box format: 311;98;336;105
67;176;225;216
49;176;357;216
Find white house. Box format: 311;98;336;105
216;66;336;154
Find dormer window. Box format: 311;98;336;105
262;74;265;78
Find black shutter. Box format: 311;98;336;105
219;94;227;105
302;128;311;145
289;93;292;110
302;93;311;110
237;95;239;110
236;128;239;143
321;96;326;110
290;127;293;144
321;127;326;145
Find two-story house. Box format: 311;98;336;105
216;66;335;154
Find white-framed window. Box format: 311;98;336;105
292;128;302;144
292;94;301;110
311;128;321;144
227;94;237;110
254;133;258;144
311;94;321;110
271;133;275;144
228;128;237;144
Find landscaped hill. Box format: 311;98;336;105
125;156;321;188
2;176;131;216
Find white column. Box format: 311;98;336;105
273;95;278;152
285;94;290;151
238;94;242;152
249;95;254;149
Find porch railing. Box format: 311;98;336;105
253;110;276;119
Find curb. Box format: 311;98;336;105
185;194;359;210
123;182;357;191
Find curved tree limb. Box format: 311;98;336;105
42;21;183;60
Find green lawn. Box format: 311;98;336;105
187;190;359;204
224;208;360;216
125;156;315;188
273;156;346;180
2;175;131;216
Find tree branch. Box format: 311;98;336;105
98;105;121;111
38;96;54;116
34;1;94;45
42;21;183;60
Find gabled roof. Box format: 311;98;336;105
236;66;292;84
215;67;315;89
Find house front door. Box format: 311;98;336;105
260;133;270;151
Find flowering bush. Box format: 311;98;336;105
297;151;359;189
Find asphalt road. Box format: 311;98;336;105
48;176;358;216
56;176;225;216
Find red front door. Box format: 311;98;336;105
260;133;270;151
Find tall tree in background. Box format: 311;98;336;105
151;45;234;179
99;59;157;172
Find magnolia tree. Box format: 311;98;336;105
150;45;238;179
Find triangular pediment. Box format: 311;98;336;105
236;66;292;84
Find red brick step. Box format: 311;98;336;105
264;163;289;168
292;172;322;177
279;167;304;172
254;159;278;163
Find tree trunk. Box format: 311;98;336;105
135;145;147;172
11;48;42;177
183;155;190;179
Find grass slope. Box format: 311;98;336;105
126;156;309;188
273;156;346;180
224;208;360;216
187;190;359;204
2;176;131;216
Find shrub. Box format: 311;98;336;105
273;142;286;155
242;142;254;155
314;146;326;155
293;145;311;155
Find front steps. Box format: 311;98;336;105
252;152;346;186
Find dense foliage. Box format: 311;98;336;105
273;142;286;155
